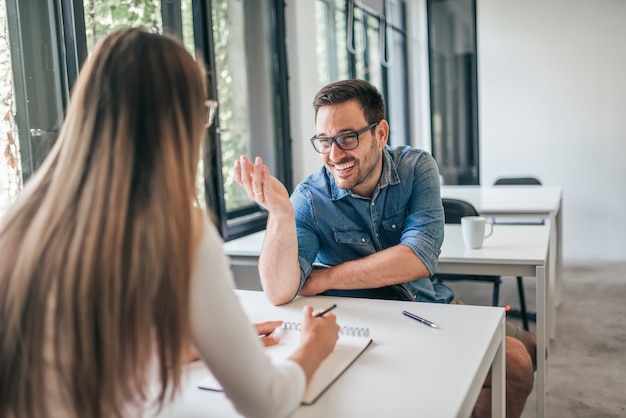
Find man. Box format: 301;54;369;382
234;79;535;418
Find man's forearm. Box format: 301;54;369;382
259;210;301;305
300;245;430;296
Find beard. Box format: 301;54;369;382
327;145;381;194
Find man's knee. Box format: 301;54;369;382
505;336;535;395
506;322;538;370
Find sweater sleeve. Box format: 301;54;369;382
188;219;306;418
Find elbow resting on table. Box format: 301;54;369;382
260;282;297;306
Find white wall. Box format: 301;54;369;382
477;0;626;261
285;0;626;262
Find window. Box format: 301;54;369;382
203;0;291;240
315;0;409;147
0;0;21;212
4;0;291;240
427;0;479;185
4;0;66;195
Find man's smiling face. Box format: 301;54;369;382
315;100;388;197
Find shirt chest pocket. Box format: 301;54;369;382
381;210;406;233
333;229;371;246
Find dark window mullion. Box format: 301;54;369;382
191;0;227;234
7;0;66;181
427;0;479;185
59;0;87;94
345;0;356;78
161;0;183;39
270;0;292;194
325;1;339;82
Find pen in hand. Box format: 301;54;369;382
402;310;439;329
314;304;337;318
271;304;337;339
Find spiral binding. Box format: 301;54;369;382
282;322;370;338
282;321;302;332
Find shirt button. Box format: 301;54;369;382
361;238;366;243
376;233;379;238
371;202;375;206
413;295;417;300
391;224;397;230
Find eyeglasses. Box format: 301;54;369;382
205;100;219;128
310;122;378;154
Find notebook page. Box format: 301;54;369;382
197;329;372;404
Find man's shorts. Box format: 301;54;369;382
451;300;527;341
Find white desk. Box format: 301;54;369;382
148;290;505;418
441;185;563;324
223;230;266;262
222;224;551;418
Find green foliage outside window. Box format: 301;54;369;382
1;0;248;217
212;0;251;213
0;1;22;213
83;0;162;51
84;0;248;214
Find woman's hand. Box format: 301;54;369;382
186;344;201;362
288;306;340;383
254;320;284;347
187;320;284;364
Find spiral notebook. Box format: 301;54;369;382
197;322;372;405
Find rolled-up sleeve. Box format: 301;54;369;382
398;153;444;276
291;185;321;291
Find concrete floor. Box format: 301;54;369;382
231;262;626;417
447;262;626;418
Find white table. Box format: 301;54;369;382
223;230;265;263
148;290;505;418
441;185;563;324
222;224;551;418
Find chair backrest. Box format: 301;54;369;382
441;198;479;224
494;176;542;186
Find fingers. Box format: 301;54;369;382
302;305;337;325
254;320;284;336
252;157;266;202
259;332;281;347
254;320;284;347
186;344;201;363
234;155;266;202
301;305;340;351
234;155;254;191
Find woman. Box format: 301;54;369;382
0;28;339;418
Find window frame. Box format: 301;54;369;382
316;0;410;148
6;0;293;240
194;0;293;241
426;0;480;185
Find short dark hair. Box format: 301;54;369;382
312;79;385;125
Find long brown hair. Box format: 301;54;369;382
0;28;207;417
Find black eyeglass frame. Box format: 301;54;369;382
310;121;379;154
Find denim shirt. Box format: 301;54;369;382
291;145;454;303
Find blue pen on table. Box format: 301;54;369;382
314;304;337;318
402;310;439;329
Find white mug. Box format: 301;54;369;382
461;216;493;249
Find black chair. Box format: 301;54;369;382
494;176;542;186
493;176;543;330
432;198;503;307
